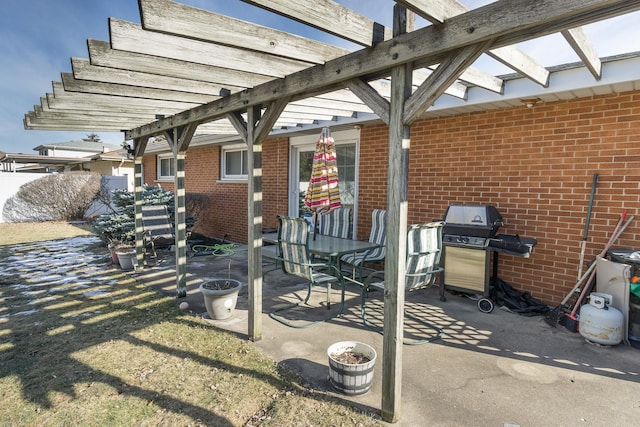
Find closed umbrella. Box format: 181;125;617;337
304;127;341;239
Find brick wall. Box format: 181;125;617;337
142;137;289;244
142;91;639;305
358;91;640;304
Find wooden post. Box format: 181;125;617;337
381;5;413;423
165;125;196;298
228;99;288;341
133;137;147;269
174;148;188;298
247;105;264;341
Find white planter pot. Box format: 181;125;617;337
327;341;377;395
115;249;137;271
199;279;241;320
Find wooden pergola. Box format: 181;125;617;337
24;0;640;422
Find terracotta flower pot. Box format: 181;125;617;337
108;245;119;265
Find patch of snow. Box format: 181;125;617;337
28;296;58;304
13;309;38;316
83;290;111;298
21;290;47;297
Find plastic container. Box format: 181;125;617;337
579;293;624;345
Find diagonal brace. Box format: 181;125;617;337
403;40;491;125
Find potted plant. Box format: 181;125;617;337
199;258;242;320
114;242;137;271
327;341;377;396
107;239;120;265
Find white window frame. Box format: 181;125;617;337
221;144;248;181
157;154;174;181
288;129;360;233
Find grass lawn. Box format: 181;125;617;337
0;221;379;426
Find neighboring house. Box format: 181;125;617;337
32;140;121;159
0;140;134;190
141;55;640;306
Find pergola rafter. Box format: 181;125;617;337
126;0;638;140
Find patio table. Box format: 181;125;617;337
262;232;380;282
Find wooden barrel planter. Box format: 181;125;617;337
327;341;377;396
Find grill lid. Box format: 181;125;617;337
443;205;503;238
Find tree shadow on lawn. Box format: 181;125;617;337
0;237;379;426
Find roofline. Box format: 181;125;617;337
142;51;640;154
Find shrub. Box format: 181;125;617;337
91;187;208;245
184;193;210;225
91;185;175;244
3;172;102;222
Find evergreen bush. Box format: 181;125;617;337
92;185;175;244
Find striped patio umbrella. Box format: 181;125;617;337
304;127;341;238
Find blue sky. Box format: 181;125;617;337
1;0;639;154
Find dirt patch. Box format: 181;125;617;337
331;351;372;364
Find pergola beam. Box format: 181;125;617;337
397;0;550;86
110;18;312;78
562;27;602;79
61;72;216;104
242;0;392;46
48;82;199;112
140;0;349;64
245;0;502;95
88;39;273;89
72;57;242;96
128;0;640;140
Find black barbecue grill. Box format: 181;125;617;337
441;205;536;313
443;205;503;248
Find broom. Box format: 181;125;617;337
561;211;632;332
545;210;631;326
577;174;598;279
545;174;598;327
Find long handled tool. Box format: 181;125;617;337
561;210;633;332
578;173;598;279
545;210;632;327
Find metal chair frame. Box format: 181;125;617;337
269;216;346;328
318;206;352;239
361;221;445;345
340;209;387;280
141;205;175;258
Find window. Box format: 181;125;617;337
157;155;174;180
221;146;248;180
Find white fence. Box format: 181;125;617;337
0;173;127;223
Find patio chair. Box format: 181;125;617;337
318;206;352;239
361;221;445;345
340;209;387;280
269;215;346;328
141;204;175;258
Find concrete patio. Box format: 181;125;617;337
134;243;640;426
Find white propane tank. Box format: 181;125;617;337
579;292;624;345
